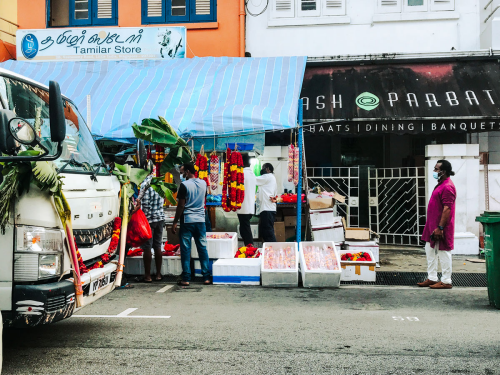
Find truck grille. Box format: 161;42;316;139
74;221;114;247
46;295;66;312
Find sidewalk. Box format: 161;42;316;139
378;247;486;273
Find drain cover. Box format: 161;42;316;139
341;272;487;287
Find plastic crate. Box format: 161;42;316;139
191;232;238;259
226;143;253;151
339;249;376;282
213;258;261;285
261;242;298;287
309;209;336;226
299;241;342;288
124;255;181;276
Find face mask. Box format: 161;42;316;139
106;164;111;172
433;171;440;180
180;174;186;182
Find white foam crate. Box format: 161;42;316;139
124;255;182;276
312;217;344;243
261;242;298;288
309;209;335;226
339;250;376;282
213;258;261;285
345;241;380;263
194;259;216;277
299;241;342;288
236;224;259;240
191;232;238;259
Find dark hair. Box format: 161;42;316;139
262;163;274;173
182;163;196;175
103;154;115;162
437;159;455;177
242;153;251;168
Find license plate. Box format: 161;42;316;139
89;273;111;295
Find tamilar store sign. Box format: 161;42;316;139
301;60;500;135
16;27;186;61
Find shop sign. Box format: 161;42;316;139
301;61;500;125
16;27;186;62
305;119;500;135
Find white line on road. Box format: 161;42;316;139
72;307;171;319
156;285;174;293
117;308;137;317
341;286;487;291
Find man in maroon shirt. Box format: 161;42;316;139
418;160;456;289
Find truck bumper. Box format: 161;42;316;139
9;263;117;328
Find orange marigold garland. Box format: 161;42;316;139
222;148;245;212
195;154;209;187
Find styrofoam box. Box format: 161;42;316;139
309;209;335;226
299;241;342;288
213;258;261;285
124;255;182;276
191;232;238;259
345;241;380;263
452;232;479;255
194;259;216;277
261;242;298;287
339;250;376;282
312;218;345;243
237;224;259;240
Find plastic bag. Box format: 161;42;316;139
126;209;152;248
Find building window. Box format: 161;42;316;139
377;0;454;14
142;0;217;24
271;0;346;19
48;0;118;27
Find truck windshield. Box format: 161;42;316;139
0;76;106;174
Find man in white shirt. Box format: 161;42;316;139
237;153;257;246
256;163;278;242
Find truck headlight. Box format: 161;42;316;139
14;226;64;281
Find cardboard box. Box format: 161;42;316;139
309;197;334;210
165;224;180;245
274;222;286;242
284;215;306;227
345;228;371;241
332;192;346;204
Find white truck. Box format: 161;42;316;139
0;68;121;328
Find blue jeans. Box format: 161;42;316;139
180;222;210;282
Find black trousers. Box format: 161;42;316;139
238;214;254;246
259;211;277;242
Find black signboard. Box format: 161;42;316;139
301;60;500;135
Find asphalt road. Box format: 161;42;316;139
3;283;500;375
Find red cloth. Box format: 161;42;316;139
421;177;456;251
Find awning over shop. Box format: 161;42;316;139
0;57;306;139
301;60;500;135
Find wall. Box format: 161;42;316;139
480;0;500;48
0;0;18;61
17;0;243;57
246;0;480;57
479;164;500;212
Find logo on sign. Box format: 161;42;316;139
356;92;380;111
21;34;39;59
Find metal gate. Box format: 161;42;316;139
306;167;359;227
368;167;426;246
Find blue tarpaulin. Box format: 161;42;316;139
0;57;306;139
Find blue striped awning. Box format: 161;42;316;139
0;57;306;139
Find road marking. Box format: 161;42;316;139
341;286;487;291
117;308;137;317
156;285;174;293
72;308;171;319
393;316;419;321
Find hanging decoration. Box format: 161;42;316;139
209;154;220;192
195;153;209;187
287;144;295;183
221;148;245;212
293;142;299;186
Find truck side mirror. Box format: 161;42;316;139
49;81;66;143
137;139;147;169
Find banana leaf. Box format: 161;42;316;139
151;183;176;205
160;145;192;175
132;124;178;147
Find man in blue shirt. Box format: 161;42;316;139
172;163;211;286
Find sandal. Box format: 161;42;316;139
134;277;152;283
203;280;212;285
155;275;163;282
177;280;190;286
117;283;135;289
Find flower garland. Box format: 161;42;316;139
77;217;122;274
209;154;220;192
293;144;299;186
195;154;209;187
221;149;245;212
287;144;294;183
